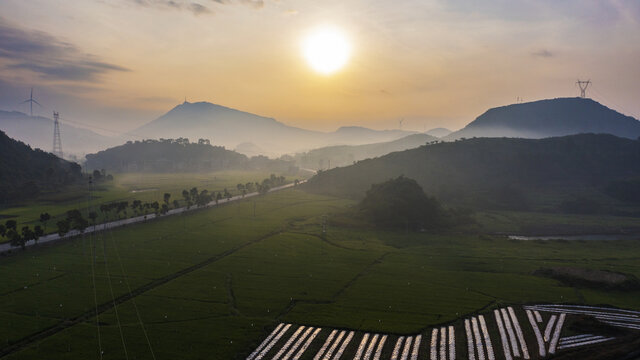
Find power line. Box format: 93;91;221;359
108;228;157;360
102;229;130;360
87;178;104;360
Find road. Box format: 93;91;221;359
0;181;302;254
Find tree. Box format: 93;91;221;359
182;189;192;209
163;193;171;206
92;169;102;181
67;210;88;233
33;225;44;243
99;204;110;220
294;179;300;187
0;224;6;238
56;219;70;236
259;180;270;195
151;201;160;214
245;182;254;192
223;188;231;201
196;189;210;207
237;183;245;197
39;213;51;232
21;226;35;248
189;187;199;202
116;201;129;219
359;176;444;231
132;200;142;215
173;199;180;209
161;203;169;215
7;229;23;249
215;192;222;204
5;220;17;231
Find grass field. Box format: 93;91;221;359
0;189;639;359
0;170;302;239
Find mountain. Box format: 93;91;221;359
290;133;437;170
0;130;82;202
0;110;120;157
304;134;640;213
133;101;418;155
133;101;323;155
85;138;298;174
425;127;452;138
329;126;418;145
446;98;640;140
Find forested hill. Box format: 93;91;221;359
85;138;298;174
0;130;82;202
304;134;640;212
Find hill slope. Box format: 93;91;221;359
134;101;417;155
0;130;82;202
446;98;640;140
0;110;119;157
304;134;640;212
291;133;437;170
85;138;298;174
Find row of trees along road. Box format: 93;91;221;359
0;174;296;250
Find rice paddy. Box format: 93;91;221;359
0;189;639;359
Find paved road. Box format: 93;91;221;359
0;181;302;254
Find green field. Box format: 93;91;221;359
0;189;639;359
0;170;302;239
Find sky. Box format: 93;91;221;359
1;0;639;134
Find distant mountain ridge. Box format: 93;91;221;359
133;101;417;155
290;133;437;170
425;127;452;138
447;97;640;140
0;110;119;157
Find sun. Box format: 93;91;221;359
302;26;351;75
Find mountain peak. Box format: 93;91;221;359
447;97;640;140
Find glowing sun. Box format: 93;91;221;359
302;26;351;75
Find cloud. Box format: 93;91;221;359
131;0;213;15
0;18;129;82
283;9;298;16
129;0;265;14
531;49;554;58
238;0;264;9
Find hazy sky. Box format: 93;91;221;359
1;0;639;134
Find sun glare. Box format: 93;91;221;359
302;26;351;75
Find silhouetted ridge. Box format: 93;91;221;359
447;97;640;140
0;130;82;202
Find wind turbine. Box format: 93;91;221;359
20;88;42;116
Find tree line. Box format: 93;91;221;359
0;174;294;250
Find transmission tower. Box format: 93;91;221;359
52;111;63;158
576;79;591;98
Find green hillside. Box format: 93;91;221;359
303;134;640;213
